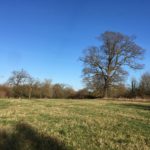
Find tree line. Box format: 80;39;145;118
0;69;150;99
0;69;93;99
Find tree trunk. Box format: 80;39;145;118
104;86;109;98
103;79;109;98
28;86;32;99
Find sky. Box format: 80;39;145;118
0;0;150;89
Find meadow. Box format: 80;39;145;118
0;99;149;150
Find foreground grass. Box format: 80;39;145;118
0;99;150;150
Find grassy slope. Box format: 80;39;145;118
0;99;150;150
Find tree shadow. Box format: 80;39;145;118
0;122;69;150
119;103;150;111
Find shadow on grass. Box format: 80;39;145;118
0;122;68;150
119;103;150;111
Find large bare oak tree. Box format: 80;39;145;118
80;31;145;97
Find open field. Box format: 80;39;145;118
0;99;150;150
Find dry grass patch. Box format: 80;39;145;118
0;99;150;150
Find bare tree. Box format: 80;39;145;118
27;77;35;99
41;79;53;98
80;31;145;97
83;74;105;97
7;69;32;98
31;80;42;98
52;84;64;98
63;85;76;99
130;78;138;98
8;69;30;86
139;72;150;97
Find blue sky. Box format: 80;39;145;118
0;0;150;89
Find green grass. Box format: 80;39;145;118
0;99;150;150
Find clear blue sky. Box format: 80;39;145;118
0;0;150;89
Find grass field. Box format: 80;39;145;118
0;99;150;150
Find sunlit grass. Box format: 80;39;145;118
0;99;150;150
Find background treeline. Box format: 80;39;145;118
0;69;150;99
0;69;93;99
90;72;150;99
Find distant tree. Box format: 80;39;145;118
7;69;32;98
41;79;53;98
27;77;35;99
32;80;42;98
80;31;145;97
0;84;11;98
139;72;150;97
83;74;105;97
63;85;76;99
130;78;138;98
110;83;127;98
8;69;30;86
52;84;64;98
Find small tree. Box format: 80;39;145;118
7;69;32;98
41;79;53;98
63;85;76;99
80;31;145;97
52;84;64;98
139;72;150;97
27;77;35;99
130;78;138;98
31;80;42;98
